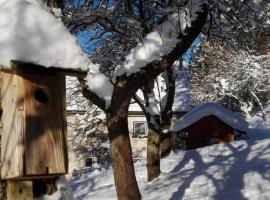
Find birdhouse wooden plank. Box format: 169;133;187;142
1;63;68;179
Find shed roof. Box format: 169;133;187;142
172;103;249;132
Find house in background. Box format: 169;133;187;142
172;103;249;150
66;59;193;170
67;109;110;172
128;102;148;137
128;60;193;138
67;108;148;171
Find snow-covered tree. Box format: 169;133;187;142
66;77;109;167
63;0;208;183
189;0;270;120
191;35;270;119
66;76;92;111
63;0;208;198
206;0;270;40
133;65;177;181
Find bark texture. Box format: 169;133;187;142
160;131;172;158
146;128;161;181
160;119;173;159
107;97;141;200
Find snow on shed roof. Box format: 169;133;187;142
0;0;93;71
172;103;249;132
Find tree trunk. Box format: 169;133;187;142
160;131;172;158
106;104;141;200
147;128;161;181
160;120;172;158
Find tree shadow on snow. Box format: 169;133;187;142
165;138;270;200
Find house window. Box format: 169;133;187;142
84;157;93;167
133;121;147;136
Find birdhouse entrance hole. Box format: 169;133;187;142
34;89;48;103
1;63;68;179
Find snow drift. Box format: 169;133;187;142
68;134;270;199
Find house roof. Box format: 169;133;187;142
172;103;249;132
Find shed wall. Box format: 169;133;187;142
186;115;234;149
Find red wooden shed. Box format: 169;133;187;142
172;103;248;149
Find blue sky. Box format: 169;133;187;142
77;30;201;61
76;30;107;54
182;36;201;63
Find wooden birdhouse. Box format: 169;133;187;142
0;61;69;179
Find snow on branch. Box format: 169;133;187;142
144;90;160;116
86;67;114;109
86;0;207;108
113;0;207;77
0;0;207;111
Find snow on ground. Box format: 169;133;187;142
34;176;74;200
246;109;270;140
67;117;270;200
0;0;92;70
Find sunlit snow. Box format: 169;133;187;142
0;0;93;70
67;125;270;200
114;8;193;77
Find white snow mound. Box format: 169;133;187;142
0;0;93;70
172;103;249;132
68;137;270;200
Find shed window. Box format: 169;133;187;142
133;121;147;136
84;157;93;167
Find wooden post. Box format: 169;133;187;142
7;181;32;200
0;180;7;200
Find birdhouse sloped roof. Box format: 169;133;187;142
172;103;249;133
0;0;95;71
